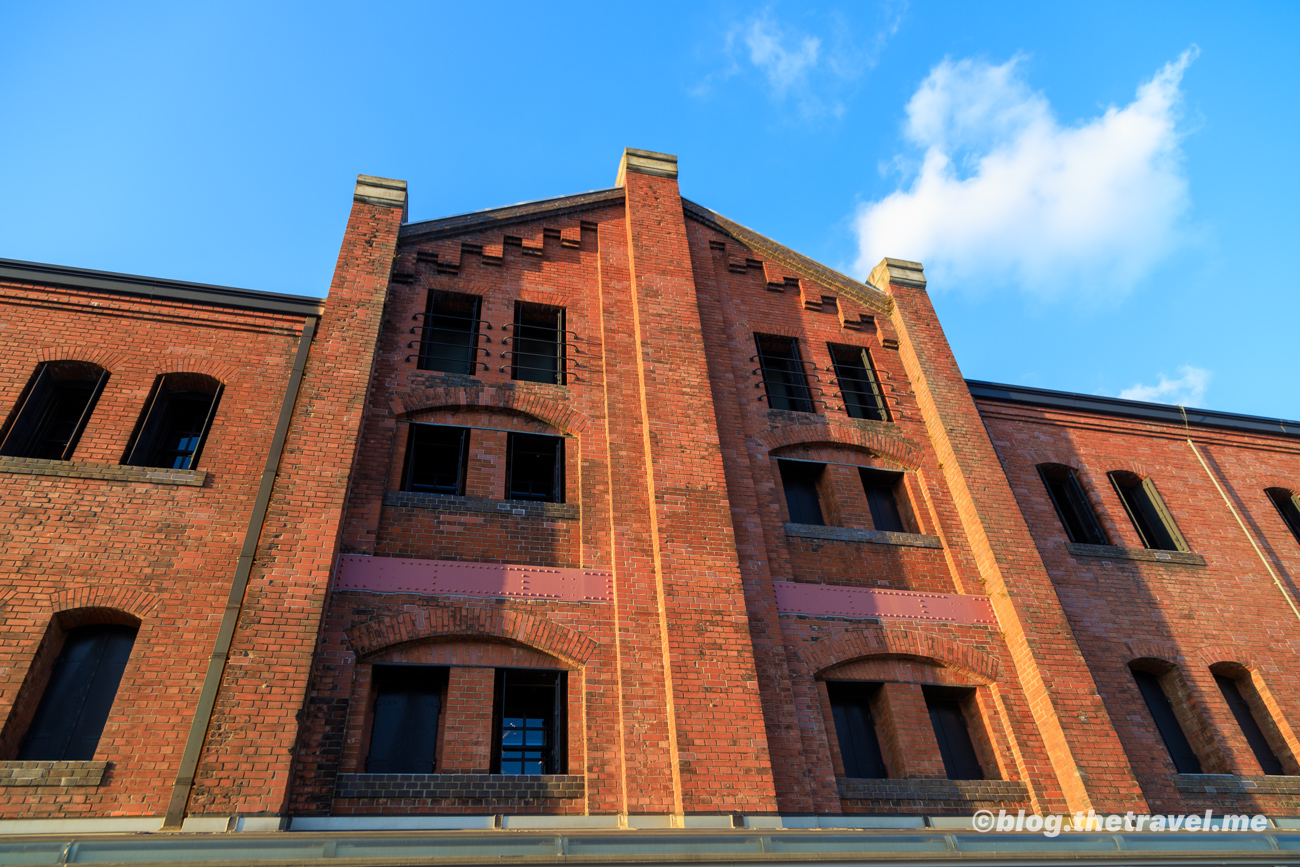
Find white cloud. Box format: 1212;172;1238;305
743;13;822;98
1118;365;1211;406
854;48;1198;298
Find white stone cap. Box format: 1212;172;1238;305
615;148;678;187
869;257;926;289
354;175;408;220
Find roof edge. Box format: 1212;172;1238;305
0;258;324;317
967;379;1300;439
399;188;625;242
680;199;892;316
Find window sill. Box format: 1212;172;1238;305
837;778;1028;802
0;760;108;787
1173;774;1300;795
335;773;584;800
1065;542;1205;567
384;492;578;521
785;523;942;550
0;456;206;487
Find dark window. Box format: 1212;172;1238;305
1132;669;1202;773
0;362;108;461
778;460;825;526
1109;472;1188;552
124;374;223;470
829;344;889;421
1215;674;1284;775
492;669;565;776
403;424;470;496
511;303;565;385
859;469;906;533
365;665;447;774
18;625;136;761
1038;464;1107;545
827;681;888;778
419;291;482;375
924;687;984;780
506;433;564;502
755;335;815;413
1266;488;1300;545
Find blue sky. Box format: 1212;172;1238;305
2;1;1297;418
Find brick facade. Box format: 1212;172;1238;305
1;149;1298;829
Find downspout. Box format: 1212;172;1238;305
162;315;318;829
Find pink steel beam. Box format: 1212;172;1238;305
334;555;613;603
773;581;997;626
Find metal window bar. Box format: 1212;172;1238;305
509;304;567;385
753;336;817;413
829;346;890;422
413;293;486;374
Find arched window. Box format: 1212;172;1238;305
1037;464;1107;544
124;373;223;470
1130;663;1201;773
18;624;137;761
1266;488;1300;545
1109;471;1188;552
0;361;109;461
1213;670;1285;775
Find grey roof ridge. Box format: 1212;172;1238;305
967;379;1300;439
0;257;323;317
399;188;626;242
680;198;892;315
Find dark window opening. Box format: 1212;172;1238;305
1132;668;1202;773
924;687;984;780
827;681;888;778
419;291;482;375
403;424;470;496
1266;488;1300;545
492;668;565;776
1109;472;1188;552
1215;674;1284;775
0;362;109;461
365;665;447;774
124;374;222;470
506;433;564;502
829;344;889;422
18;624;136;761
1038;464;1107;545
511;303;565;385
778;460;825;526
755;335;815;413
859;468;906;533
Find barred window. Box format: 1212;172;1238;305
0;361;109;461
511;303;565;385
829;344;888;421
418;291;483;375
754;334;815;413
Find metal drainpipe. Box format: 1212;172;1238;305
162;315;318;830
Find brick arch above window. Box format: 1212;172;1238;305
151;359;239;385
346;604;600;667
1097;457;1158;482
756;420;923;470
1191;644;1258;672
393;385;593;437
48;585;158;625
797;626;999;683
1122;639;1184;667
34;345;126;371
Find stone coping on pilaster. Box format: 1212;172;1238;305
383;491;578;521
786;523;943;549
1066;542;1206;567
1173;774;1300;795
0;760;108;787
837;777;1029;803
335;773;584;801
0;455;207;486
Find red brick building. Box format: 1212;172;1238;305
1;149;1298;842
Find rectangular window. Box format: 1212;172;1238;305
419;290;482;375
506;433;564;502
1266;488;1300;545
0;362;108;461
365;665;447;774
511;303;565;385
829;344;889;421
1132;669;1202;773
403;424;470;496
19;625;136;761
859;468;906;533
1038;464;1107;545
778;459;825;526
125;374;223;470
924;687;984;780
827;681;888;778
1109;472;1188;552
755;334;815;413
1215;674;1284;775
492;669;565;776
